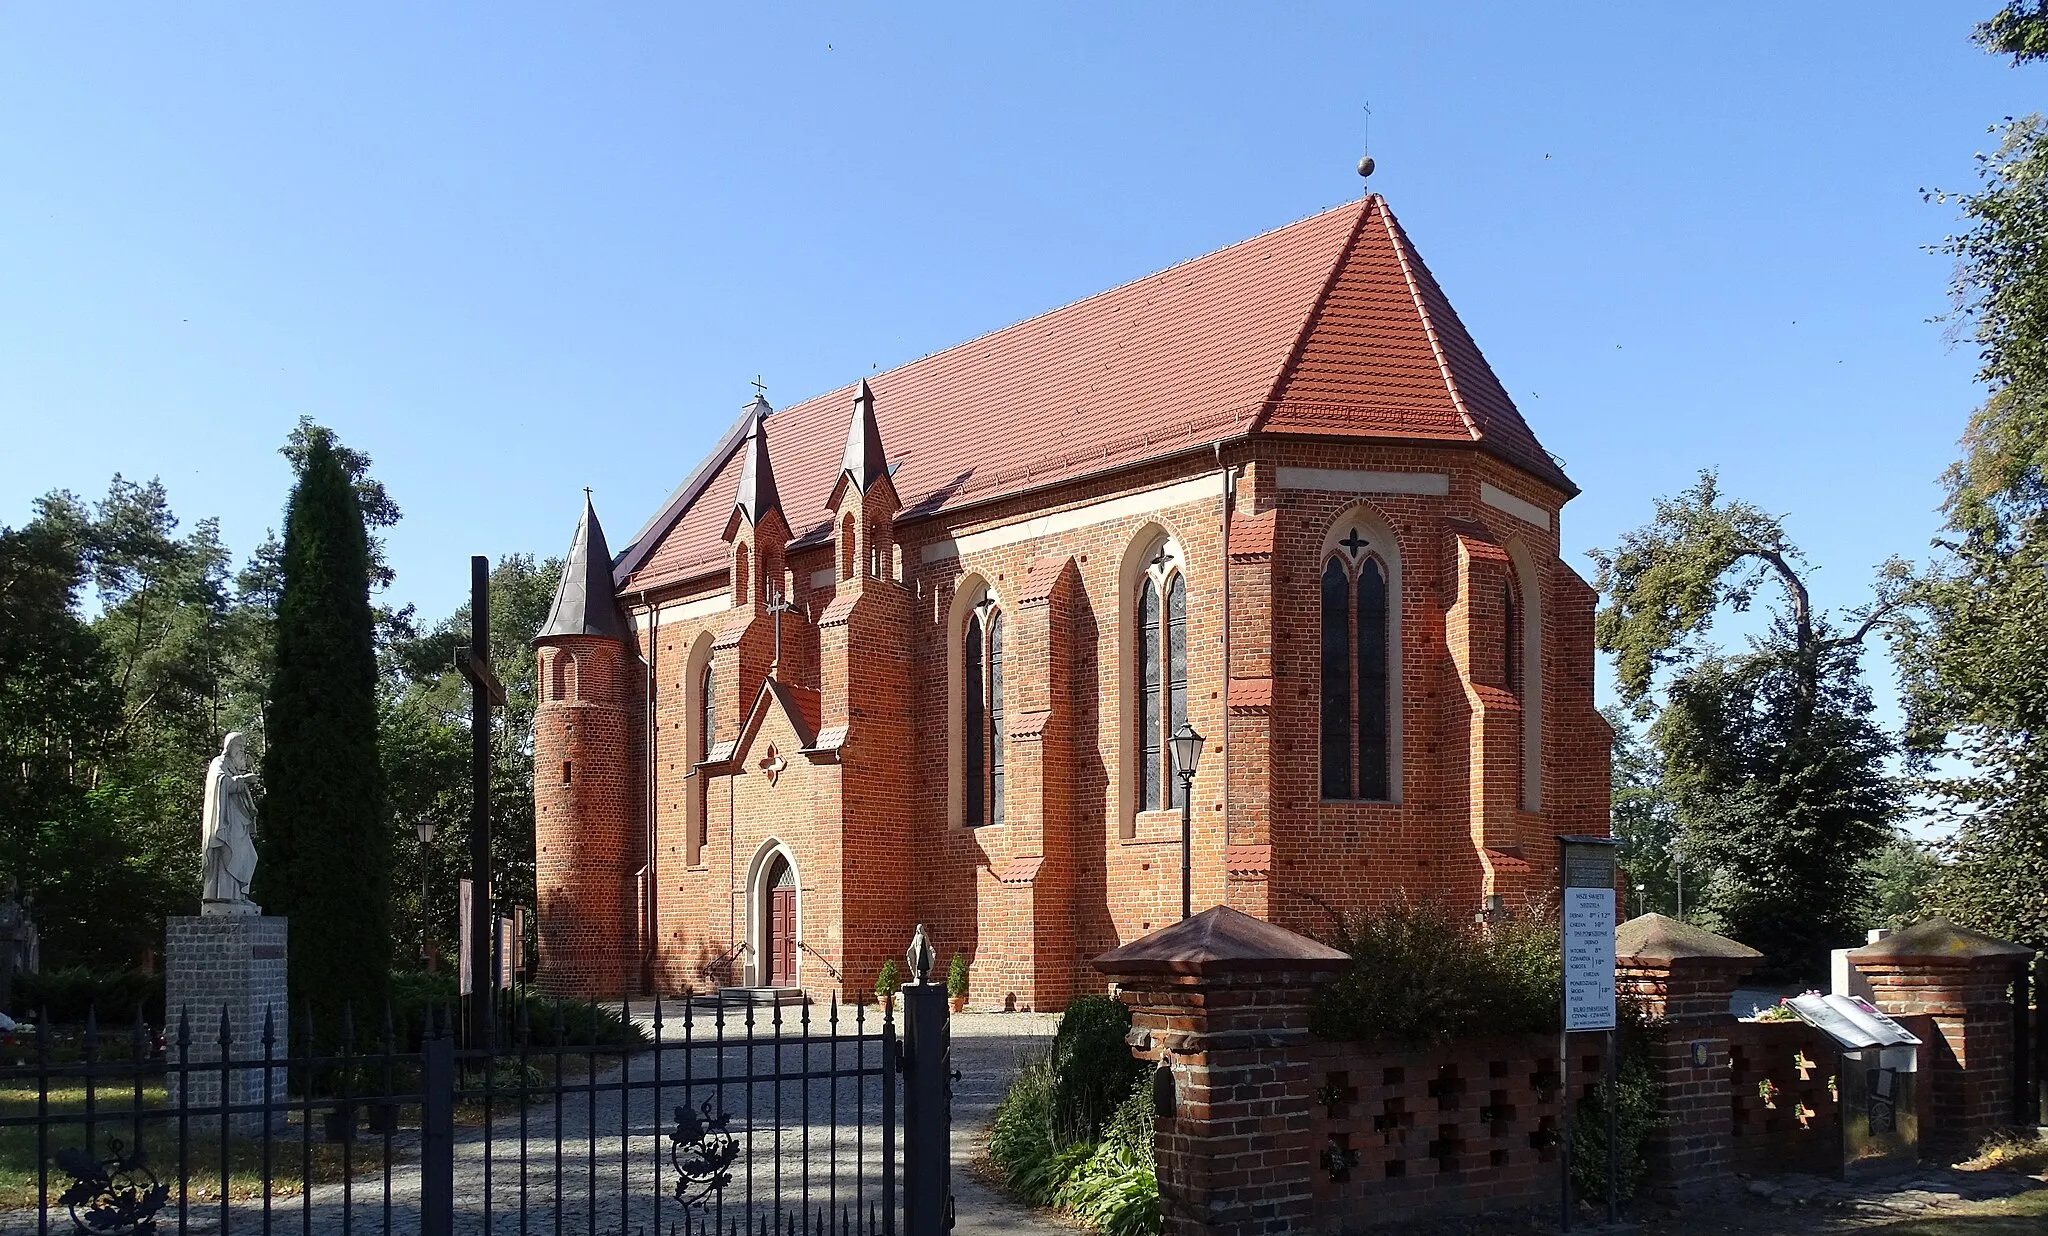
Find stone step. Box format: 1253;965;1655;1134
689;986;810;1008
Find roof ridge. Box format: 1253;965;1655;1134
1247;196;1377;437
1379;198;1482;442
754;198;1372;431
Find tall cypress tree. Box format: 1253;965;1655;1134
253;426;391;1022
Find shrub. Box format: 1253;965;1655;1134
1308;899;1561;1044
987;1055;1060;1204
947;952;969;1000
874;959;902;1007
992;1054;1159;1235
1050;996;1143;1146
518;994;646;1048
17;966;164;1025
1569;1051;1660;1204
1058;1082;1161;1236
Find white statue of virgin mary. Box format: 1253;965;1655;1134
201;732;261;914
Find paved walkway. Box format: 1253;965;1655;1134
17;1009;1061;1236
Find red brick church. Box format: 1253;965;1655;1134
532;191;1611;1008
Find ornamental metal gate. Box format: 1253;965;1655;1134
2;960;954;1236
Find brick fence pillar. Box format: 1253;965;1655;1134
1614;913;1759;1200
1095;906;1348;1236
1847;918;2033;1145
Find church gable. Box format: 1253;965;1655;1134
710;677;822;776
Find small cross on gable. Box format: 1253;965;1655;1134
1339;529;1370;558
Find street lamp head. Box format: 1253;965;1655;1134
416;821;437;845
1169;722;1206;782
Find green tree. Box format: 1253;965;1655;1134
1593;473;1901;979
1891;6;2048;951
382;554;559;968
1607;710;1678;920
254;425;392;1021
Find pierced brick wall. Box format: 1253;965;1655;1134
1306;1037;1569;1222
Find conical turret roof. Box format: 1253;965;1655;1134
729;395;782;531
830;379;891;507
537;493;629;642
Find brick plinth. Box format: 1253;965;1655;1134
1615;913;1761;1199
1849;919;2033;1146
165;915;289;1134
1097;907;1348;1236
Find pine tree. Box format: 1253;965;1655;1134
254;425;391;1022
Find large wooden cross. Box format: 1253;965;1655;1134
454;555;506;1050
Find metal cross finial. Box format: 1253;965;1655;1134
751;375;767;398
765;583;797;670
1339;529;1369;558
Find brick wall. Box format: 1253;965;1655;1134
540;435;1611;1009
1306;1036;1569;1222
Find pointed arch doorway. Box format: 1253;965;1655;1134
763;853;798;987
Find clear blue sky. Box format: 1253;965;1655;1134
0;4;2033;727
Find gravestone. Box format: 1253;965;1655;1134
164;732;288;1133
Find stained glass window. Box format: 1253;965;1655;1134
1320;557;1352;799
1138;579;1162;812
964;612;985;826
1357;559;1389;801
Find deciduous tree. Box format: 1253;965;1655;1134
1593;473;1900;978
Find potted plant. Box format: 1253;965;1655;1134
873;959;902;1012
946;952;969;1013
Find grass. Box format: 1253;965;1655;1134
1956;1129;2048;1177
1867;1188;2048;1234
0;1083;391;1211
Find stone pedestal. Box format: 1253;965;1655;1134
1095;906;1349;1236
1616;913;1763;1200
165;914;288;1133
1848;918;2033;1146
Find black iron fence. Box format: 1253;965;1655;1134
2;978;956;1236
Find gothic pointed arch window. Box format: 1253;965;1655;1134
1132;534;1189;814
684;636;715;866
1320;517;1399;802
963;596;1005;827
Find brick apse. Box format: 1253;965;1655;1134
531;192;1612;1008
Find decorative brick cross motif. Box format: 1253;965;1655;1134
1148;544;1173;574
1339;529;1369;558
760;745;785;787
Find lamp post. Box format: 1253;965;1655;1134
416;820;438;969
1169;722;1206;921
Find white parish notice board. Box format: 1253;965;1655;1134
1562;886;1617;1031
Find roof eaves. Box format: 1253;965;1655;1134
1380;199;1482;443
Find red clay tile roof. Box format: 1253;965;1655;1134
618;195;1570;592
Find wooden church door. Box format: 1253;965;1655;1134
767;858;798;986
